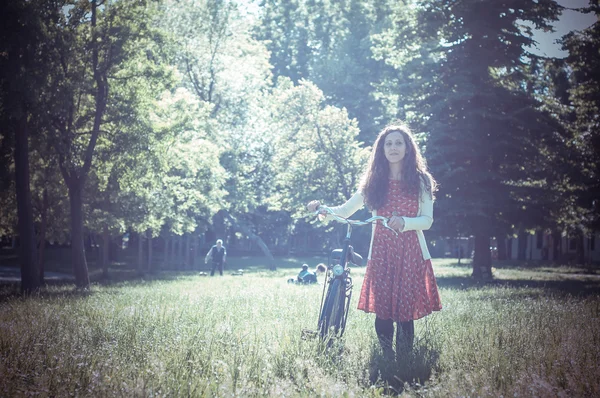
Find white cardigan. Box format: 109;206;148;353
323;185;434;260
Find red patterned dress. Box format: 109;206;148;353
357;180;442;322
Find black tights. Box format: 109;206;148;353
375;317;414;353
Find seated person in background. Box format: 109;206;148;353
297;264;311;283
302;263;327;283
287;247;363;284
291;263;328;284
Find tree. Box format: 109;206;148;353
254;0;311;83
160;0;284;266
373;0;569;278
255;0;393;140
560;6;600;233
268;78;370;251
269;78;369;210
44;0;168;288
142;87;225;270
30;138;70;282
0;0;67;292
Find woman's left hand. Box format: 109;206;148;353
388;215;405;232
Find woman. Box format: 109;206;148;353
307;123;442;355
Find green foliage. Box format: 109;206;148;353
114;87;226;236
255;0;392;139
44;0;167;173
7;0;179;246
372;0;572;241
159;0;276;220
0;0;68;238
560;12;600;230
30;149;70;244
0;181;17;237
1;0;597;272
159;0;272;126
268;78;370;215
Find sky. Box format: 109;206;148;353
527;0;597;58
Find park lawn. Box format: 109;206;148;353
0;259;599;397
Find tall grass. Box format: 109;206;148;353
1;260;599;397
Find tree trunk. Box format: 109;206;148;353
199;234;207;269
173;235;178;269
221;210;276;270
102;225;109;278
68;181;90;288
237;224;276;270
172;235;178;269
179;235;185;270
517;230;527;261
169;234;175;269
304;229;309;253
472;233;492;279
185;233;191;270
551;230;561;262
137;232;144;273
163;234;170;269
14;113;40;293
147;229;153;271
577;230;585;265
38;186;49;284
497;237;507;261
586;235;592;266
529;234;533;260
191;233;198;270
51;0;108;289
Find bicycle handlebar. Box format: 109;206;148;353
315;206;398;235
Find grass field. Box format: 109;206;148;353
1;258;599;397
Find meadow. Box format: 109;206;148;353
1;258;599;397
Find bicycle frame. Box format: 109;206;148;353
314;206;397;340
317;222;354;338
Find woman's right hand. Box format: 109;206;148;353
306;200;322;213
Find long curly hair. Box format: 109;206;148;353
360;123;437;211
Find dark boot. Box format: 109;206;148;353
375;317;394;357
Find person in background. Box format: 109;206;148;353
297;264;311;282
292;263;327;284
205;239;227;276
315;263;327;274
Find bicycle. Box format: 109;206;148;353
305;206;397;342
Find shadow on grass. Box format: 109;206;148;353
0;253;329;300
0;269;212;302
367;342;440;396
0;282;95;302
492;259;600;272
436;273;600;297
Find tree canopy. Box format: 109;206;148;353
1;0;597;289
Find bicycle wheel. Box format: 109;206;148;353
338;277;352;337
318;278;346;338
